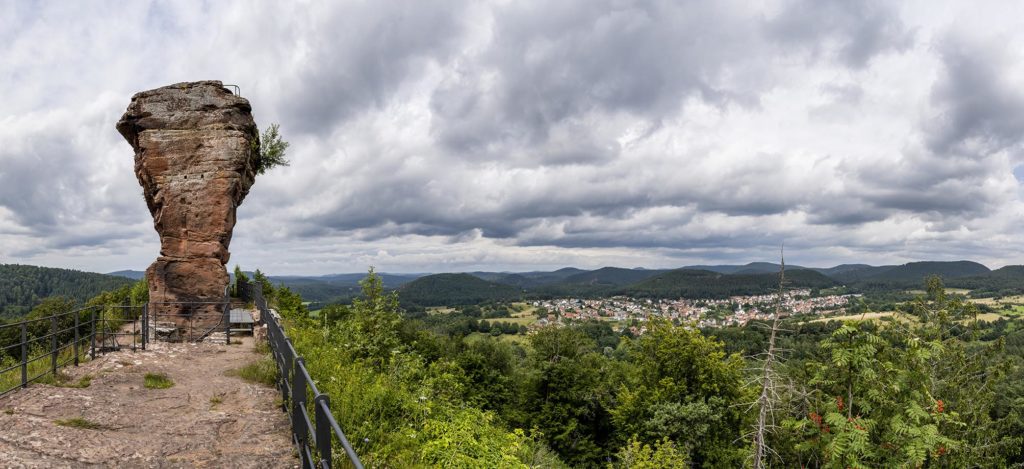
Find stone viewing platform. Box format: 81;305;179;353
0;337;294;468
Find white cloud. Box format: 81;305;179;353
1;0;1023;275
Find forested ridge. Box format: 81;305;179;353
398;273;522;307
263;260;1024;307
0;264;133;318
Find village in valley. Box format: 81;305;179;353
529;289;862;332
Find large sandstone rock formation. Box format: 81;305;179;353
117;81;258;338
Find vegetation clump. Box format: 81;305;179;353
229;358;277;387
45;372;92;389
143;373;174;389
54;417;105;430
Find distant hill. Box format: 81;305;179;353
0;264;134;318
825;265;896;283
832;261;991;286
812;264;876;277
620;268;837;300
870;261;989;281
514;267;666;298
268;272;421;303
558;267;668;286
684;262;808;275
469;272;541;289
947;265;1024;297
399;273;521;307
473;267;588;287
107;269;146;280
990;265;1024;278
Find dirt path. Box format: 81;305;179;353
0;338;296;468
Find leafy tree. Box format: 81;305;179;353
611;436;687;469
342;268;403;367
232;265;249;297
253;123;290;175
253;269;274;300
454;339;517;413
613;319;748;467
782;278;1021;467
523;327;619;466
274;285;308;321
129;278;148;306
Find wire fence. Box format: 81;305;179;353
256;286;363;469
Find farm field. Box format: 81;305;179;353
426;306;457;314
969;295;1024;306
491;316;536;326
509;302;538;318
809;311;903;323
465;331;530;345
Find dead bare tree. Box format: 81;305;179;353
752;248;786;469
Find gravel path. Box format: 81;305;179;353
0;338;296;468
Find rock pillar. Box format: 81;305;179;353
116;81;258;338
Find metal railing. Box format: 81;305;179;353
146;300;231;343
0;303;144;397
0;296;234;398
257;286;363;469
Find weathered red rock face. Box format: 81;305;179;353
117;81;258;336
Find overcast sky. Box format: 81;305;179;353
2;1;1023;275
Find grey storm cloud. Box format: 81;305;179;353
925;35;1024;157
764;0;912;67
277;0;472;135
1;0;1023;273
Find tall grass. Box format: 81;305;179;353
229;357;278;387
0;339;92;395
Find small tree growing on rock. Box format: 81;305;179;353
253;123;290;174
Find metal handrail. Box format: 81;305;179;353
258;285;363;469
0;305;101;397
1;301;196;397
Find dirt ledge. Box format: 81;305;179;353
0;338;296;468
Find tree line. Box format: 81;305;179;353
0;264;133;319
273;271;1024;467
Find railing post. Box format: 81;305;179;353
276;326;289;408
315;395;333;468
293;358;309;466
50;314;58;376
74;310;80;366
90;308;97;359
20;323;27;389
141;304;148;351
225;301;231;345
132;310;137;352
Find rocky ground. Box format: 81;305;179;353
0;337;296;468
